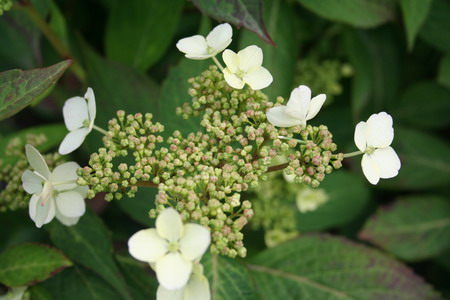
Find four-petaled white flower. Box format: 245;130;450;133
59;87;96;155
266;85;326;127
128;208;211;290
176;23;232;60
222;45;273;90
156;263;210;300
21;144;88;228
354;112;401;185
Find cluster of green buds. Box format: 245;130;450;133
0;0;12;15
0;134;64;212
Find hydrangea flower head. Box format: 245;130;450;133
266;85;326;127
128;207;211;290
354;112;401;185
21;144;88;227
176;23;232;60
59;88;96;155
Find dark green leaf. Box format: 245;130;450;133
360;195;450;261
191;0;274;45
239;0;300;100
116;188;156;227
29;285;54;300
105;0;184;71
0;243;72;287
400;0;433;50
157;59;209;136
46;210;132;300
296;171;370;231
248;234;443;299
0;60;72;120
420;0;450;53
297;0;395;28
382;127;450;190
42;266;123;300
202;253;256;300
0;124;66;166
392;81;450;130
437;55;450;89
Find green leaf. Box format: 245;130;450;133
116;255;158;300
437;55;450;89
239;0;300;100
360;195;450;261
0;243;72;287
420;0;450;53
382;127;450;190
46;210;132;300
296;171;370;231
400;0;433;50
116;188;156;227
248;234;443;299
191;0;274;45
42;266;123;300
297;0;395;28
344;27;400;119
105;0;184;71
0;124;66;166
202;253;257;300
392;81;450;130
157;59;209;136
0;60;72;121
29;285;53;300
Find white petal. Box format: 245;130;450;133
237;45;263;72
58;128;90;155
354;121;368;153
361;154;381;185
156;253;192;290
206;23;232;55
25;144;50;179
243;67;273;90
21;170;43;194
186;53;215;60
85;87;96;127
184;272;210;300
306;94;326;120
63;96;89;131
266;106;302;127
286;85;311;120
55;191;86;218
156;285;184;300
179;224;210;261
33;195;56;228
55;209;80;226
223;68;245;89
128;229;168;263
222;49;239;74
176;36;209;59
156;208;184;242
366;112;394;148
371;147;401;179
73;185;89;198
51;162;80;191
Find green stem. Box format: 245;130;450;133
212;56;224;71
277;136;306;144
133;181;159;188
343;150;363;158
92;125;108;135
19;1;86;82
267;163;289;173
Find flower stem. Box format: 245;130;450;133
134;181;159;188
343;150;363;158
212;56;224;71
267;163;289;173
92;125;108;135
277;136;306;144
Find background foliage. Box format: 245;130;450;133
0;0;449;299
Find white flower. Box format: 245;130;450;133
128;208;211;290
296;187;329;213
222;45;273;90
266;85;326;127
21;144;88;228
156;263;210;300
354;112;401;185
176;23;232;60
59;87;96;155
0;286;27;300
